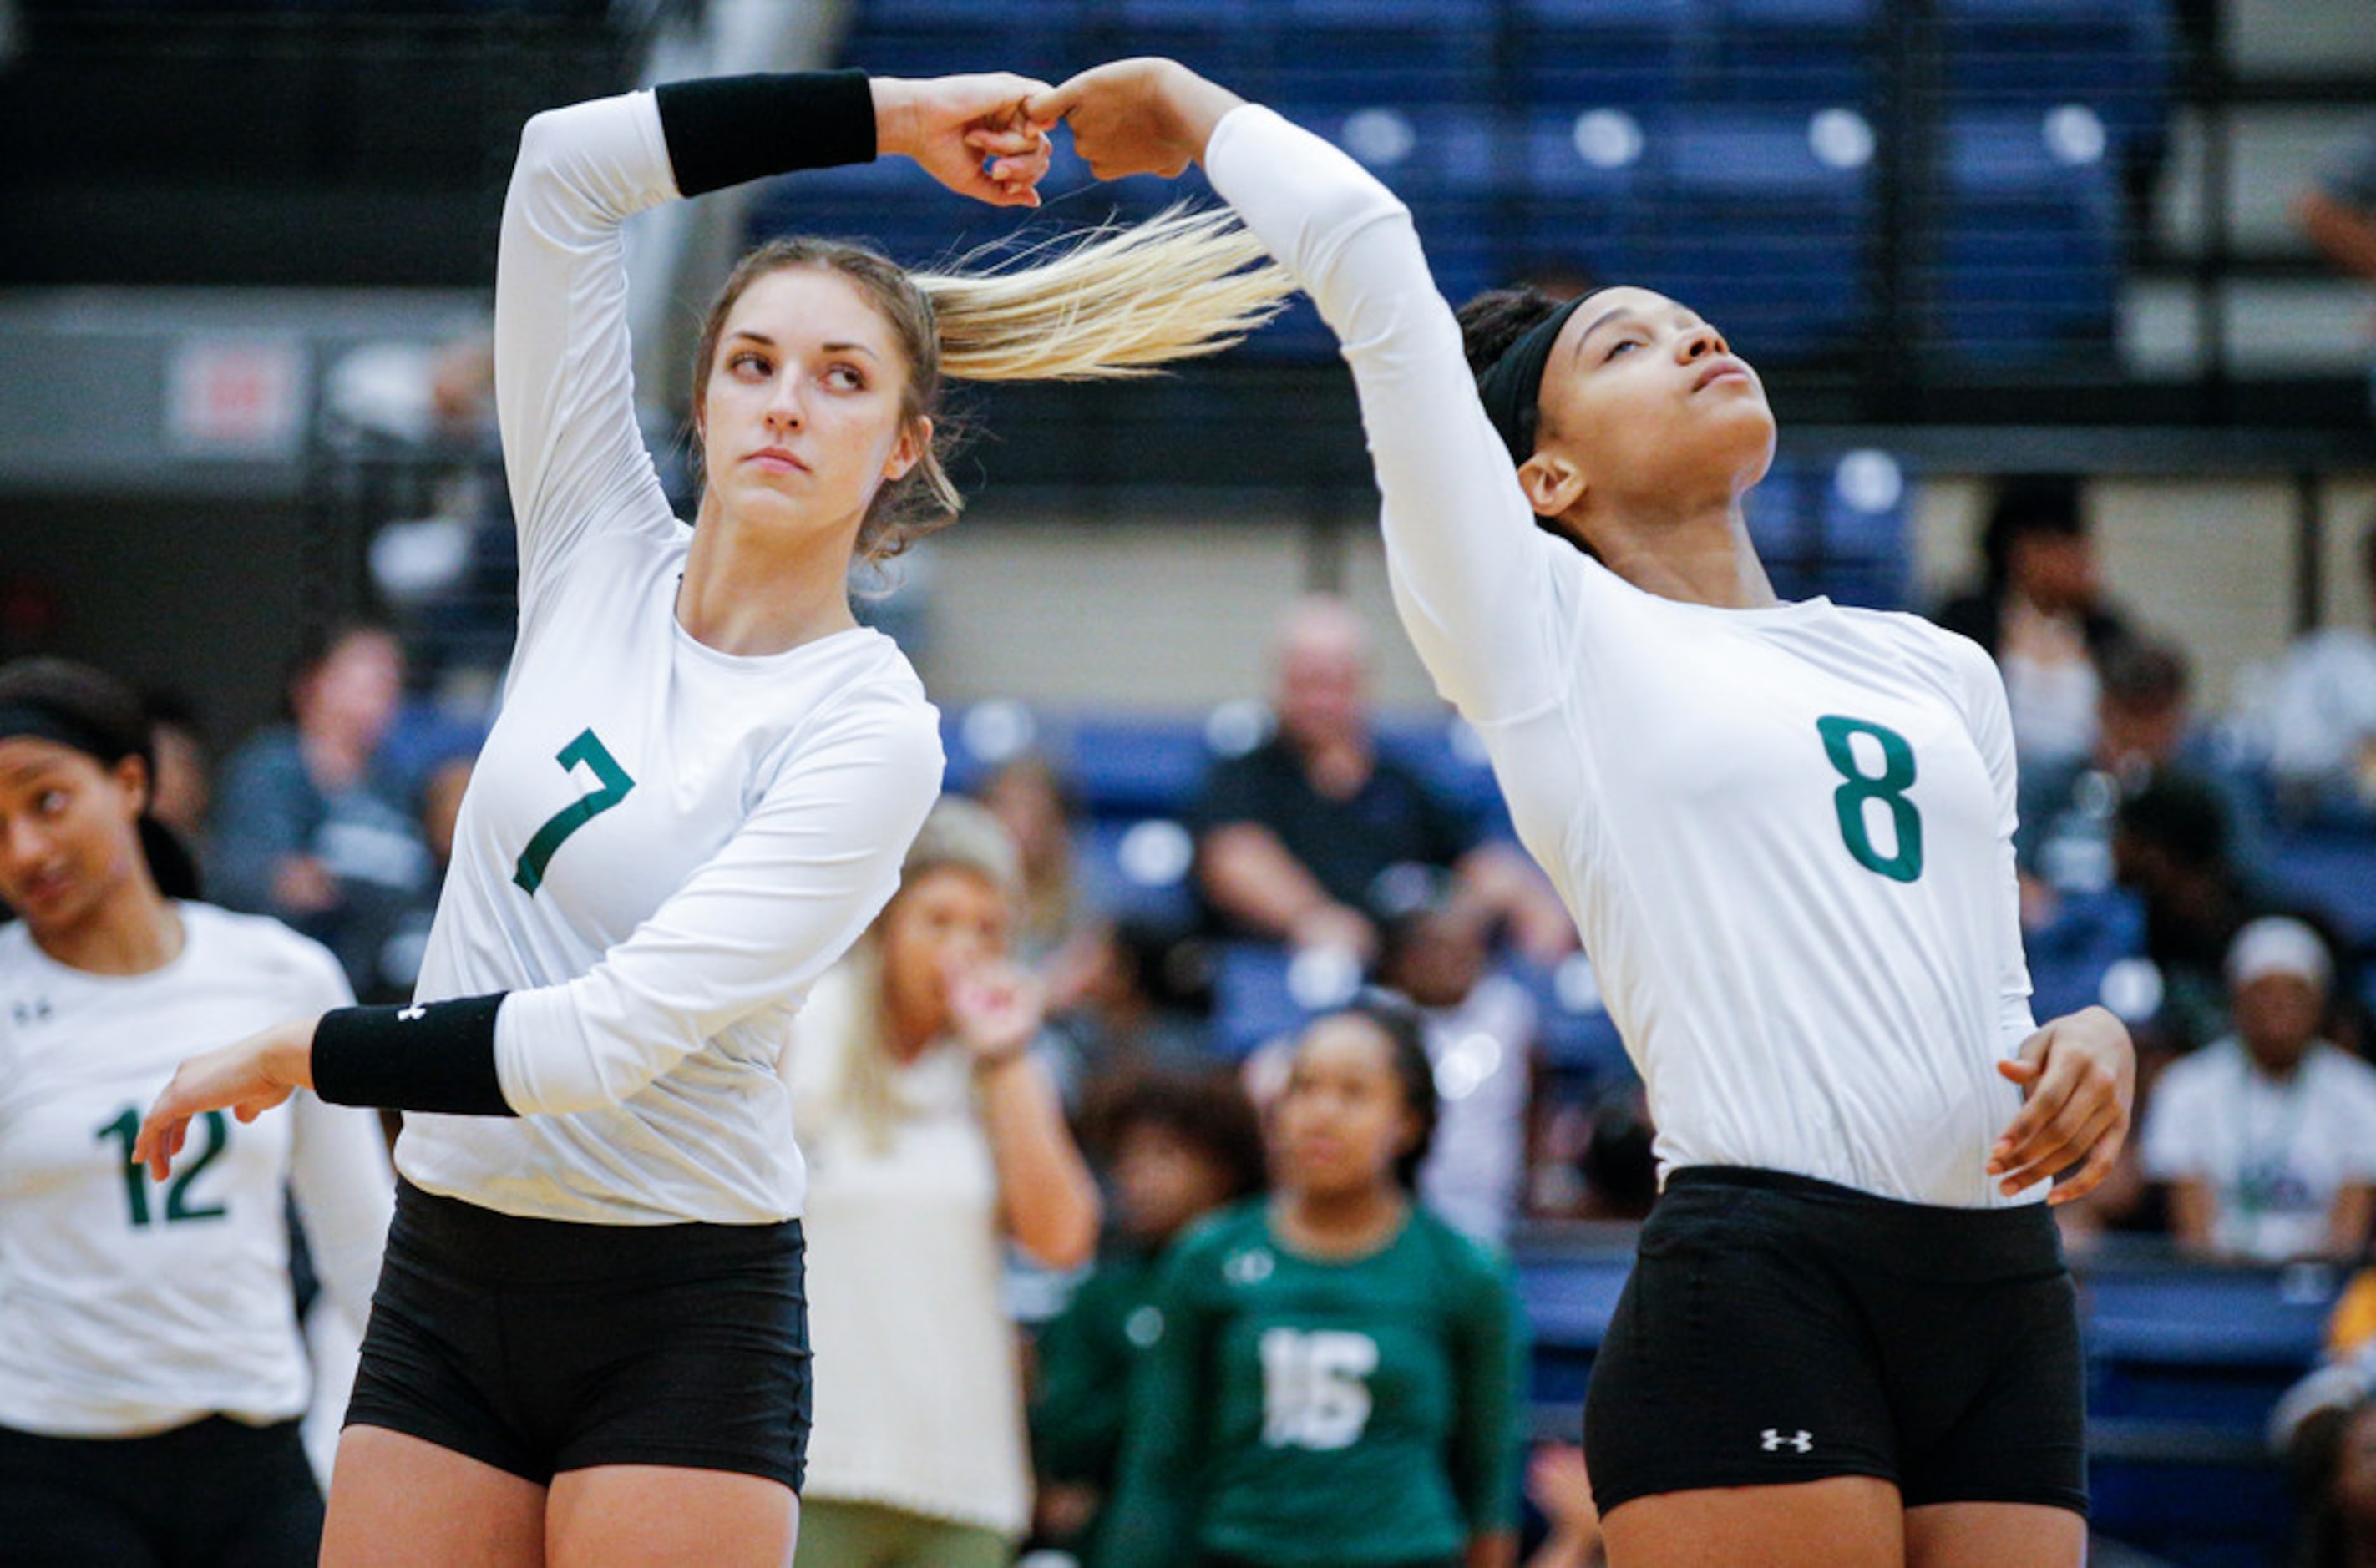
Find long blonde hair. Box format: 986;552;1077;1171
692;207;1294;564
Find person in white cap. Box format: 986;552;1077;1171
2141;916;2376;1262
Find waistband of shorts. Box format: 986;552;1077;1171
1660;1166;2064;1279
391;1179;801;1284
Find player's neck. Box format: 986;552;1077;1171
1274;1184;1408;1258
1584;503;1781;610
33;879;184;977
680;499;862;656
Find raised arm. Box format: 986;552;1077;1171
499;73;1051;604
1031;61;1573;724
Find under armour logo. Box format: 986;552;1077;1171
10;997;53;1027
1762;1429;1813;1454
398;1004;427;1022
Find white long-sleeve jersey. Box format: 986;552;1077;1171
393;89;944;1224
1208;105;2041;1208
0;905;393;1437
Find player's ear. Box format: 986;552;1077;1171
1517;449;1586;518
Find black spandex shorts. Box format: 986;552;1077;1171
346;1180;810;1490
1583;1166;2086;1519
0;1414;321;1567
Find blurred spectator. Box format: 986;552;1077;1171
785;798;1100;1567
208;624;431;999
370;755;473;1005
977;754;1092;971
1524;1444;1606;1568
2282;1391;2376;1568
2113;772;2279;1054
1194;594;1571;966
1099;1003;1527;1568
2024;635;2262;898
2292;121;2376;422
1933;476;2134;781
2140;918;2376;1263
2258;515;2376;826
140;687;212;855
1046;919;1214;1110
1378;898;1540;1245
1030;1072;1267;1564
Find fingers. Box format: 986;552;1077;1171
2047;1122;2127;1206
1994;1098;2120;1196
133;1106;188;1181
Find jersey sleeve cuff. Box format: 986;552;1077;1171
653;70;876;199
312;994;518;1116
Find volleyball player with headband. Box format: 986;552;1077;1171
0;658;393;1566
1030;59;2135;1568
132;66;1291;1566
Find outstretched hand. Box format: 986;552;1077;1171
1988;1005;2135;1204
872;73;1055;207
132;1017;318;1181
1026;58;1244;181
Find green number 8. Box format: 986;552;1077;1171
1816;716;1923;883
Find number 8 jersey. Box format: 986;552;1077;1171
1207;104;2039;1209
0;904;391;1436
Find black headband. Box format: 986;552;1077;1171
0;702;127;763
1476;291;1607;466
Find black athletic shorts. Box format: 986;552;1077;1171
0;1414;322;1567
346;1179;810;1490
1583;1166;2086;1518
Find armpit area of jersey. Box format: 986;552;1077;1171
655;70;876;199
313;994;516;1116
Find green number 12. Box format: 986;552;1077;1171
513;728;636;894
1816;715;1923;883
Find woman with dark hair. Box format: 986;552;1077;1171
1031;1068;1268;1560
1031;58;2135;1568
0;657;393;1566
1098;1002;1527;1567
134;63;1289;1567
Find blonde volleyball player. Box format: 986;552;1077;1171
0;658;393;1567
1031;61;2135;1568
133;68;1289;1567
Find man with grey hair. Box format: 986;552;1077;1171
2141;917;2376;1262
1193;594;1572;966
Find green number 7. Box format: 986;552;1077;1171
513;728;636;894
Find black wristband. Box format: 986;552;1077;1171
654;70;877;199
312;994;516;1117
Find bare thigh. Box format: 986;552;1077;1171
322;1425;547;1568
1905;1501;2085;1568
547;1464;798;1568
1602;1475;1907;1568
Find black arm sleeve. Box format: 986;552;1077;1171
653;70;877;200
312;994;517;1116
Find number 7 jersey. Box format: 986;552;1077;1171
393;89;943;1226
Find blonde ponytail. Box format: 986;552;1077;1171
918;205;1294;382
691;206;1297;564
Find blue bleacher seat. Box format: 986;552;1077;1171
1077;817;1198;931
2267;828;2376;953
1700;0;1881;111
1514;108;1655;286
1928;109;2123;363
1512;0;1694;114
1066;713;1214;819
1938;0;2175;157
1634;109;1876;362
1269;0;1497;107
838;0;1088;84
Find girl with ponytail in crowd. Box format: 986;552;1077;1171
132;63;1291;1567
0;657;394;1566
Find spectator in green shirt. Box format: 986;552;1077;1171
1102;1002;1530;1568
1031;1071;1269;1560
